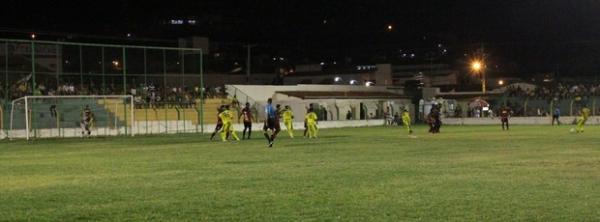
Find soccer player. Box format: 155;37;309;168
263;98;280;147
303;104;314;138
429;105;442;134
80;105;94;137
219;105;240;141
401;109;413;134
305;108;318;138
500;106;511;131
239;102;253;139
282;105;294;138
576;105;591;133
210;105;225;140
552;107;561;125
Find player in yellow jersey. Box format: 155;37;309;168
576;105;591;133
305;108;318;139
401;109;413;134
219;105;240;141
282;105;295;138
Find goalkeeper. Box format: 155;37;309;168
80;105;95;137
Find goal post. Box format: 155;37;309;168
9;95;134;140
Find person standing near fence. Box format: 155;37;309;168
552;107;561;125
239;103;253;140
80;105;94;138
500;106;511;131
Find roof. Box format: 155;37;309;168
436;91;503;99
276;91;408;99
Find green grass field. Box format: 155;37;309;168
1;125;600;221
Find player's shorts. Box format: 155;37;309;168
501;117;509;122
244;121;252;128
263;118;280;131
80;121;91;129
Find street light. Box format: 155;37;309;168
471;61;482;72
471;60;486;93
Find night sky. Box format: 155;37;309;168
2;1;600;75
2;1;599;45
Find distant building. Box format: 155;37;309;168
391;64;459;87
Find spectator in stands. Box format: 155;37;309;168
346;110;353;120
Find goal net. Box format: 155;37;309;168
9;95;134;140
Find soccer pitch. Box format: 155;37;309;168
1;125;599;221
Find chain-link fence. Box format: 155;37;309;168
0;38;214;139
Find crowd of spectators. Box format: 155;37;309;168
505;82;600;100
0;80;229;108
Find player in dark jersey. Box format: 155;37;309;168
210;105;225;140
428;105;442;134
80;105;94;137
239;102;253;139
263;98;280;147
500;106;511;130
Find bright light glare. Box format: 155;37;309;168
471;61;482;71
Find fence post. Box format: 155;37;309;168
162;50;168;134
175;106;180;133
593;98;597;116
3;42;7;135
181;50;186;133
143;48;148;135
523;98;528;116
31;41;37;138
570;100;574;116
122;47;128;136
79;45;83;89
4;42;8;103
199;49;204;133
101;47;106;94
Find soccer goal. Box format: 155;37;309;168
9;95;134;140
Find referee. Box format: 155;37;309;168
263;98;280;147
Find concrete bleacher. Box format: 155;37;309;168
10;99;114;130
100;98;238;126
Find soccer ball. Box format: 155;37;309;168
569;128;576;133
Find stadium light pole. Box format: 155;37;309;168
471;60;486;94
246;44;257;84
